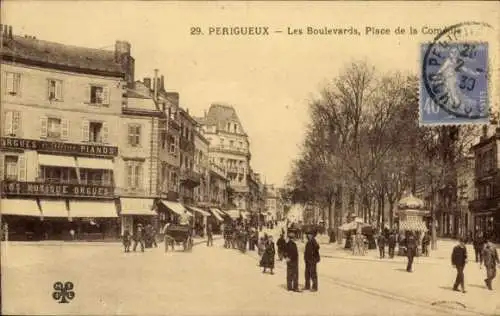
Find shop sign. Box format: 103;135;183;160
0;137;118;157
1;181;114;198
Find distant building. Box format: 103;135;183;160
196;104;252;211
456;154;475;238
264;184;284;221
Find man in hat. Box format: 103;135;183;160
451;237;468;293
133;223;145;252
406;231;417;272
304;230;320;291
480;237;499;290
284;232;300;292
377;232;387;259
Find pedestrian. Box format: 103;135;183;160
406;231;417;272
422;232;430;256
277;233;286;261
284;232;300;292
388;231;396;259
206;223;213;247
304;231;320;292
151;225;158;248
473;232;484;263
122;229;131;252
377;233;386;259
260;236;276;274
162;222;173;252
480;238;499;290
133;224;145;252
451;237;468;293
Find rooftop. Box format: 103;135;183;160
200;104;246;135
1;26;125;76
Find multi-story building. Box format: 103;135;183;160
118;75;165;234
178;108;200;206
193;126;210;206
196;104;251;211
264;184;283;222
469;128;500;243
0;27;128;240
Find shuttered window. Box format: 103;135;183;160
88;85;110;105
4;155;18;181
3;111;21;137
125;160;143;190
5;72;21;96
128;124;141;147
48;79;63;101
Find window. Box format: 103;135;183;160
3;111;21;137
48;79;63;101
168;135;177;154
239;141;243;149
161;131;167;149
47;118;61;138
89;122;103;143
89;85;109;105
4;156;18;180
5;72;21;96
125;161;143;190
230;140;234;147
227;122;231;131
234;123;238;133
128;124;141;147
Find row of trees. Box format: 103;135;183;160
286;61;484;248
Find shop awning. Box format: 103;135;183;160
77;157;114;170
160;200;192;217
226;209;241;219
120;198;156;216
69;201;118;218
39;154;76;168
210;208;224;221
399;221;428;232
1;199;41;217
39;200;69;217
187;206;211;217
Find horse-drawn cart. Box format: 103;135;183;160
163;224;193;252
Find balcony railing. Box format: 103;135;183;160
212;145;249;156
469;197;499;212
180;169;201;187
36;178;113;186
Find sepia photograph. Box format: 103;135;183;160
1;1;499;315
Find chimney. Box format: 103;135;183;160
143;77;151;89
160;75;165;91
204;110;207;118
154;69;159;101
115;40;134;86
8;26;12;39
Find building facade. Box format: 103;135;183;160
118;77;164;234
264;184;283;222
196;104;251;211
178;108;200;206
0;28;128;240
469;128;500;243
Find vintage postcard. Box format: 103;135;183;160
1;1;499;316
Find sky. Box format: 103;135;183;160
2;1;499;186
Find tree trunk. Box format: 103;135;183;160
389;200;394;229
337;184;344;245
381;195;385;227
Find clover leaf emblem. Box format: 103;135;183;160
52;281;75;303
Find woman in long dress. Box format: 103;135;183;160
260;236;276;274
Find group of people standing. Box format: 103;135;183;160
451;236;499;293
122;223;158;253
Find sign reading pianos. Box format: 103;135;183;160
1;181;114;198
0;137;118;157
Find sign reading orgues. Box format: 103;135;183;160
0;137;118;157
1;181;114;198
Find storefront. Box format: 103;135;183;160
473;211;500;243
158;200;193;225
186;206;211;236
119;197;157;234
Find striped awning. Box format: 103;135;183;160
399;221;428;232
187;206;211;217
209;208;224;221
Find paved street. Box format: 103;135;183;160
2;234;499;316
